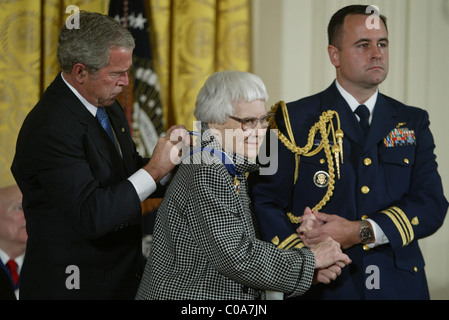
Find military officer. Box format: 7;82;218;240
249;5;448;299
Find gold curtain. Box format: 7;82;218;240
149;0;250;130
0;0;107;188
0;0;250;187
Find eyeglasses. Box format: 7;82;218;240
229;113;274;131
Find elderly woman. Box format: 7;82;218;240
135;71;350;300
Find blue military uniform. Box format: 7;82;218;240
249;82;448;299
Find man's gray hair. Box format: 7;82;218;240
57;11;135;73
194;71;269;124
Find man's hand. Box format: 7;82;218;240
298;210;360;250
143;125;190;183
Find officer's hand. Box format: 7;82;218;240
300;212;360;250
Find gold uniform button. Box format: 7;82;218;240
363;158;372;166
361;186;370;194
404;158;409;164
414;266;418;273
320;159;325;164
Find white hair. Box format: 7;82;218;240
194;71;269;124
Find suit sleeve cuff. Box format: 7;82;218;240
128;169;157;202
372;206;415;249
286;247;315;298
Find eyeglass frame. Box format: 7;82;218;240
228;113;275;131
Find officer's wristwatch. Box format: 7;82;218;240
359;220;374;244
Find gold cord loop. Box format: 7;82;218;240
270;101;344;214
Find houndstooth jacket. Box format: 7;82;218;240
135;126;315;300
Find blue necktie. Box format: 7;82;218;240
96;108;116;146
355;104;370;137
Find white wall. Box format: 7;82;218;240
252;0;449;299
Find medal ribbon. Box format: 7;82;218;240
183;147;236;176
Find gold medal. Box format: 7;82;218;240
233;176;241;193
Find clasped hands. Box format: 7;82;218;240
297;207;356;284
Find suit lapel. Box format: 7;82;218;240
89;119;126;176
364;94;398;153
107;103;137;176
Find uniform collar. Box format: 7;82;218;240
335;79;378;124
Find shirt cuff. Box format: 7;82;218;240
128;169;157;202
366;218;389;248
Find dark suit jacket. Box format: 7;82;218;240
250;82;448;299
11;74;151;299
0;262;17;300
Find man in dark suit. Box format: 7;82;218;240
11;12;187;299
250;5;448;299
0;185;26;300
